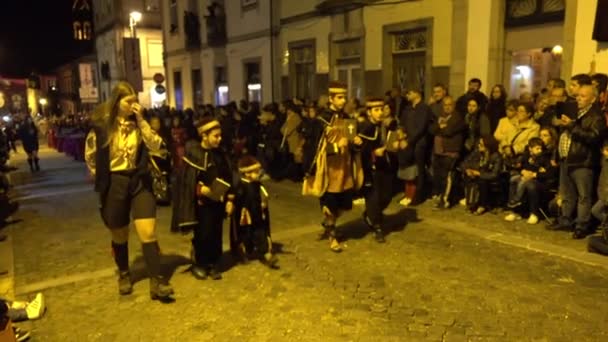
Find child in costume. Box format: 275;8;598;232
232;155;278;269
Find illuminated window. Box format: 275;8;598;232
244;62;261;102
73;22;82;40
83;21;91;40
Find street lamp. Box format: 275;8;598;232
129;11;142;38
39;98;47;116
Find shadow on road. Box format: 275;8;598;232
337;208;419;242
129;253;192;283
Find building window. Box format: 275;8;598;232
505;0;565;27
289;44;315;100
192;69;203;107
173;70;183;110
215;67;229;105
73;21;82;40
393;28;427;54
170;0;178;33
145;0;160;11
244;62;261;102
83;21;92;40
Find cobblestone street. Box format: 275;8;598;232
2;147;608;341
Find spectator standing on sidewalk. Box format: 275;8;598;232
429;96;466;209
547;85;607;239
456;78;488;118
16;115;40;172
85;81;174;301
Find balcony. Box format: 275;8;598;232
184;11;201;50
205;15;226;47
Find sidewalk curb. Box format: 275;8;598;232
0;231;15;299
423;215;608;270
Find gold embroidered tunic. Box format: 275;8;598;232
85;117;163;175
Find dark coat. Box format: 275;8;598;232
232;179;270;234
358;118;399;175
562;106;607;169
17;121;39;153
398;102;432;167
456;91;488;118
598;157;608;203
171;140;233;232
429;111;466;154
486;99;506;133
462;150;503;181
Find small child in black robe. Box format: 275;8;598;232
231;155;279;269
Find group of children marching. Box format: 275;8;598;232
170;81;402;280
171;117;278;280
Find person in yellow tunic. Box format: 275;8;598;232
305;81;364;252
85;82;174;301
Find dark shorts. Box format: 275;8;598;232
100;173;156;229
320;190;354;215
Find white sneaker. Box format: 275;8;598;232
26;292;46;320
352;198;366;206
399;197;412;207
459;198;467;206
504;213;521;222
527;214;539;225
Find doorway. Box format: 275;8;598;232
392;51;425;96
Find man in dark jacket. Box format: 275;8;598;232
429;96;466;209
398;88;433;205
455;78;488;117
548;85;607;238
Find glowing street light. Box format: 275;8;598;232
39;98;47;115
129;11;142;38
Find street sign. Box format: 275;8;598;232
155;84;166;94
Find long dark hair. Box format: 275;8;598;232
91;81;137;146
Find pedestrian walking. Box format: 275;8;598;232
84;81;174;301
17;116;40;172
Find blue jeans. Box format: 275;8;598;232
509;175;532;204
559;164;594;229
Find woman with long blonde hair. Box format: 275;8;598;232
85;82;174;301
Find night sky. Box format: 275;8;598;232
0;1;93;78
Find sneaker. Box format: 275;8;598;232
504;213;521;222
526;214;539;225
459;198;467;206
25;293;45;320
352;198;366;206
13;326;31;342
399;197;412;207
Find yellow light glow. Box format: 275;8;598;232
39;98;47;105
552;45;563;55
130;11;142;23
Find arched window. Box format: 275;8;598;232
83;21;91;40
73;21;82;40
